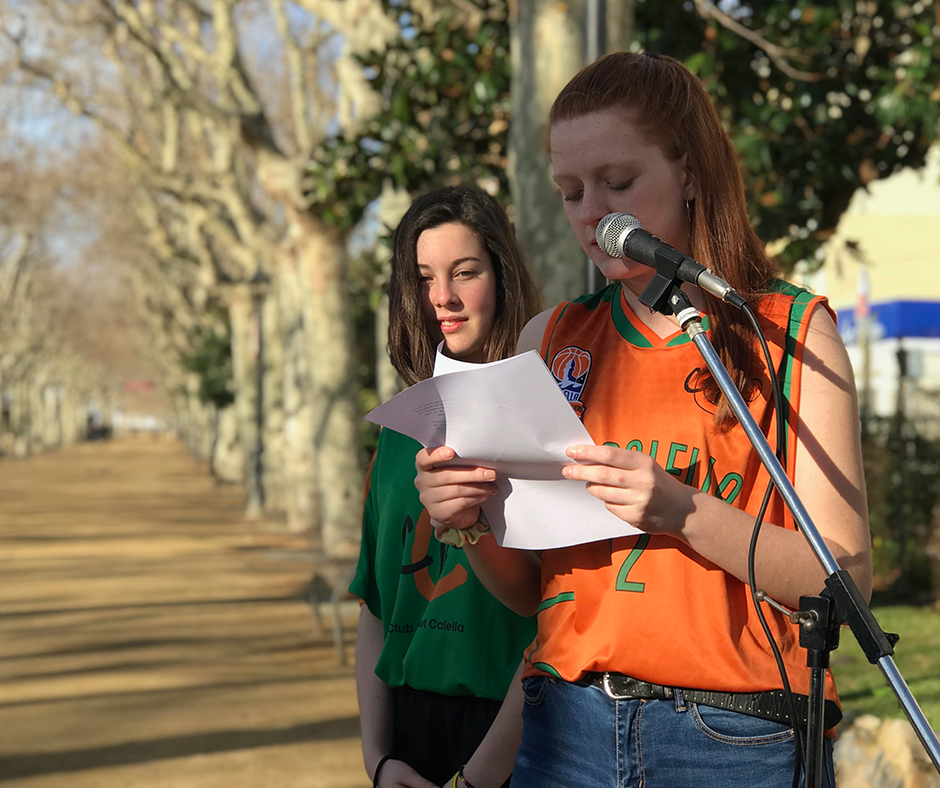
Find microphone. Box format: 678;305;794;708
595;213;745;308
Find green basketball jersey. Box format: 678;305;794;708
350;428;536;700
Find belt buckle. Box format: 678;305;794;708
601;673;673;701
602;672;626;699
602;672;644;700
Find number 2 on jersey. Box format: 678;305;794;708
615;534;650;592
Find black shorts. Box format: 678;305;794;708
391;684;512;787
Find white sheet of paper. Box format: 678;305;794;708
365;344;640;549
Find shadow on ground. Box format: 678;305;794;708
0;716;362;780
0;437;367;788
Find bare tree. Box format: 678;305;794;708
1;0;392;553
0;143;157;457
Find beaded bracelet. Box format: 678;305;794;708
459;765;480;788
448;765;480;788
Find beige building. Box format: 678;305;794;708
797;145;940;423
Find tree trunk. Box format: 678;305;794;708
173;390;195;452
41;383;61;450
28;381;44;453
261;284;288;515
0;372;7;455
374;291;400;404
606;0;638;54
62;385;87;446
296;214;365;557
275;253;320;534
98;385;114;436
227;286;263;518
11;379;30;458
175;378;213;462
509;0;639;304
211;404;244;483
509;0;586;306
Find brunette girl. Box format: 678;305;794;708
352;186;540;788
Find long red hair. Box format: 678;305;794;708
551;52;778;430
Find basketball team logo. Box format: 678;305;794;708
550;346;592;418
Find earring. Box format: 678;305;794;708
686;199;695;225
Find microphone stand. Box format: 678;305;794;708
639;274;940;788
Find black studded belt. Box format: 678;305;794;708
573;672;842;730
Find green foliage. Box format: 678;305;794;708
636;0;940;269
862;415;940;599
306;0;512;229
831;604;940;728
311;1;940;267
182;328;236;410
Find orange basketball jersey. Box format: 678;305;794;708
525;281;839;706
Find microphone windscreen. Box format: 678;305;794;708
596;213;643;258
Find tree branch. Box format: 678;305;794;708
692;0;823;83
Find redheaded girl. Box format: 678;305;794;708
416;54;871;788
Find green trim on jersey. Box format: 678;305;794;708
529;661;563;679
543;285;620;363
777;288;819;456
611;287;654;348
610;283;710;348
538;592;575;612
547;282;720;354
572;282;620;311
349;428;536;701
665;320;710;347
769;278;804;297
543;303;573;364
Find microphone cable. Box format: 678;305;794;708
737;299;829;788
598;207;832;785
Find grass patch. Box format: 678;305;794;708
829;604;940;729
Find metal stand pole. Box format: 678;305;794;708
655;285;940;781
799;594;840;787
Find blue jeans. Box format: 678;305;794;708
512;677;835;788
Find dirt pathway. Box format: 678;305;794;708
0;437;368;788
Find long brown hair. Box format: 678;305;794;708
551;52;778;429
388;187;541;386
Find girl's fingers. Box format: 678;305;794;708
416;445;455;470
415;448;496;483
582;483;634;505
566;443;644;468
427;468;497;487
562;462;630;488
421;482;497;503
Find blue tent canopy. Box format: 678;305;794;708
835;300;940;345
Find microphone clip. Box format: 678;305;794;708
639;245;691;315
